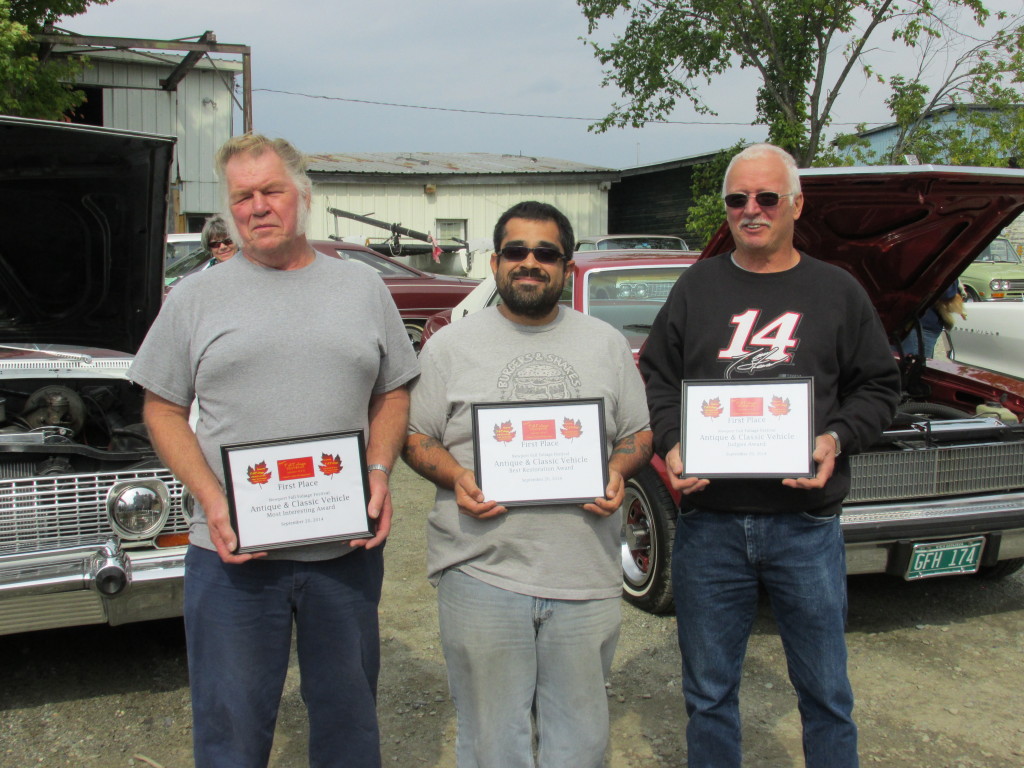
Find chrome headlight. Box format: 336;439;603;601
990;279;1010;291
617;283;634;298
632;282;650;299
107;480;170;539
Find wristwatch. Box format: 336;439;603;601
824;430;842;456
367;464;391;476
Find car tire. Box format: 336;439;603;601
962;286;981;302
405;322;424;354
976;557;1024;580
621;466;677;614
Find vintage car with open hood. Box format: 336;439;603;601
0;117;187;635
621;165;1024;613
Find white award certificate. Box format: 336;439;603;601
680;378;814;478
472;398;608;506
221;430;371;553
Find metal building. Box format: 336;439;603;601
308;152;619;276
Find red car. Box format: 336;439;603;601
310;241;478;350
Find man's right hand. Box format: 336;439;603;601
666;443;710;495
205;494;266;563
454;469;507;520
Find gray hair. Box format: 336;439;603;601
200;215;231;251
214;133;312;241
721;143;802;197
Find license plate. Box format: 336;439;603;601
905;537;985;580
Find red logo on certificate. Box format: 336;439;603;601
278;456;315;481
246;461;272;486
768;396;791;416
730;397;763;417
560;418;582;440
493;421;517;443
700;397;723;418
319;453;343;476
522;419;557;440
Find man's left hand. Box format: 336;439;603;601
350;470;392;549
782;433;838;490
583;469;625;517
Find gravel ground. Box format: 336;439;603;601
1;462;1023;767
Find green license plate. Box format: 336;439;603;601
905;537;985;580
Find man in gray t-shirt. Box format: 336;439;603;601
130;134;417;768
403;201;652;768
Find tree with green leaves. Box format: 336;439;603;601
826;12;1023;166
1;0;112;120
578;0;1011;167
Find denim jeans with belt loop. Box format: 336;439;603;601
184;544;384;768
672;508;858;768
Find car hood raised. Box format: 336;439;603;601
0;117;174;354
703;165;1024;337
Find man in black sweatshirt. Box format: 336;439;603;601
639;143;899;768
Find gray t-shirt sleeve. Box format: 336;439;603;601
408;344;449;439
128;288;196;407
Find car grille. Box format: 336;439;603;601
1005;279;1024;291
848;442;1024;504
0;469;188;555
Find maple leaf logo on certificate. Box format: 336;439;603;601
700;397;723;418
493;420;516;443
560;417;583;440
319;453;343;476
769;396;791;416
246;461;272;486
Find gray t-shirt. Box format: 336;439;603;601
129;250;419;559
408;306;650;600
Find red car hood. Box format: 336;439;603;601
703;165;1024;338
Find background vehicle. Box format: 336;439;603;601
958;236;1024;300
947;301;1024;379
425;167;1024;615
575;234;690;251
164;233;203;273
0;117;188;635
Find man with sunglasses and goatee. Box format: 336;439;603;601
403;201;652;768
640;144;899;768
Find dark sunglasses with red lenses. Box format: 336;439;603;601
723;192;793;209
209;238;234;249
499;245;566;264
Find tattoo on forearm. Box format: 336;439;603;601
612;435;637;456
402;435;439;474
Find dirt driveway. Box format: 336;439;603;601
1;463;1023;767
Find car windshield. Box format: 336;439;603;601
165;239;203;269
165;248;207;279
584;266;687;349
974;239;1021;264
595;237;686;250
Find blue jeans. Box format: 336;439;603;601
437;569;621;768
183;545;384;768
672;509;857;768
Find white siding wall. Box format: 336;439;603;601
311;180;608;250
76;58;236;223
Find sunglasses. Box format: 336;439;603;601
723;192;793;209
499;245;566;264
209;238;234;249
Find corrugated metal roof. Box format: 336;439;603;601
307;152;613;176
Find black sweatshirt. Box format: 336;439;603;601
639;251;900;514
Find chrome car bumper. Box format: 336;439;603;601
0;539;185;635
842;492;1024;575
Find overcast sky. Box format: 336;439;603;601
63;0;1017;170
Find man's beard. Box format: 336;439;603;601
496;266;564;319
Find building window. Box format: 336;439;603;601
436;219;467;245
